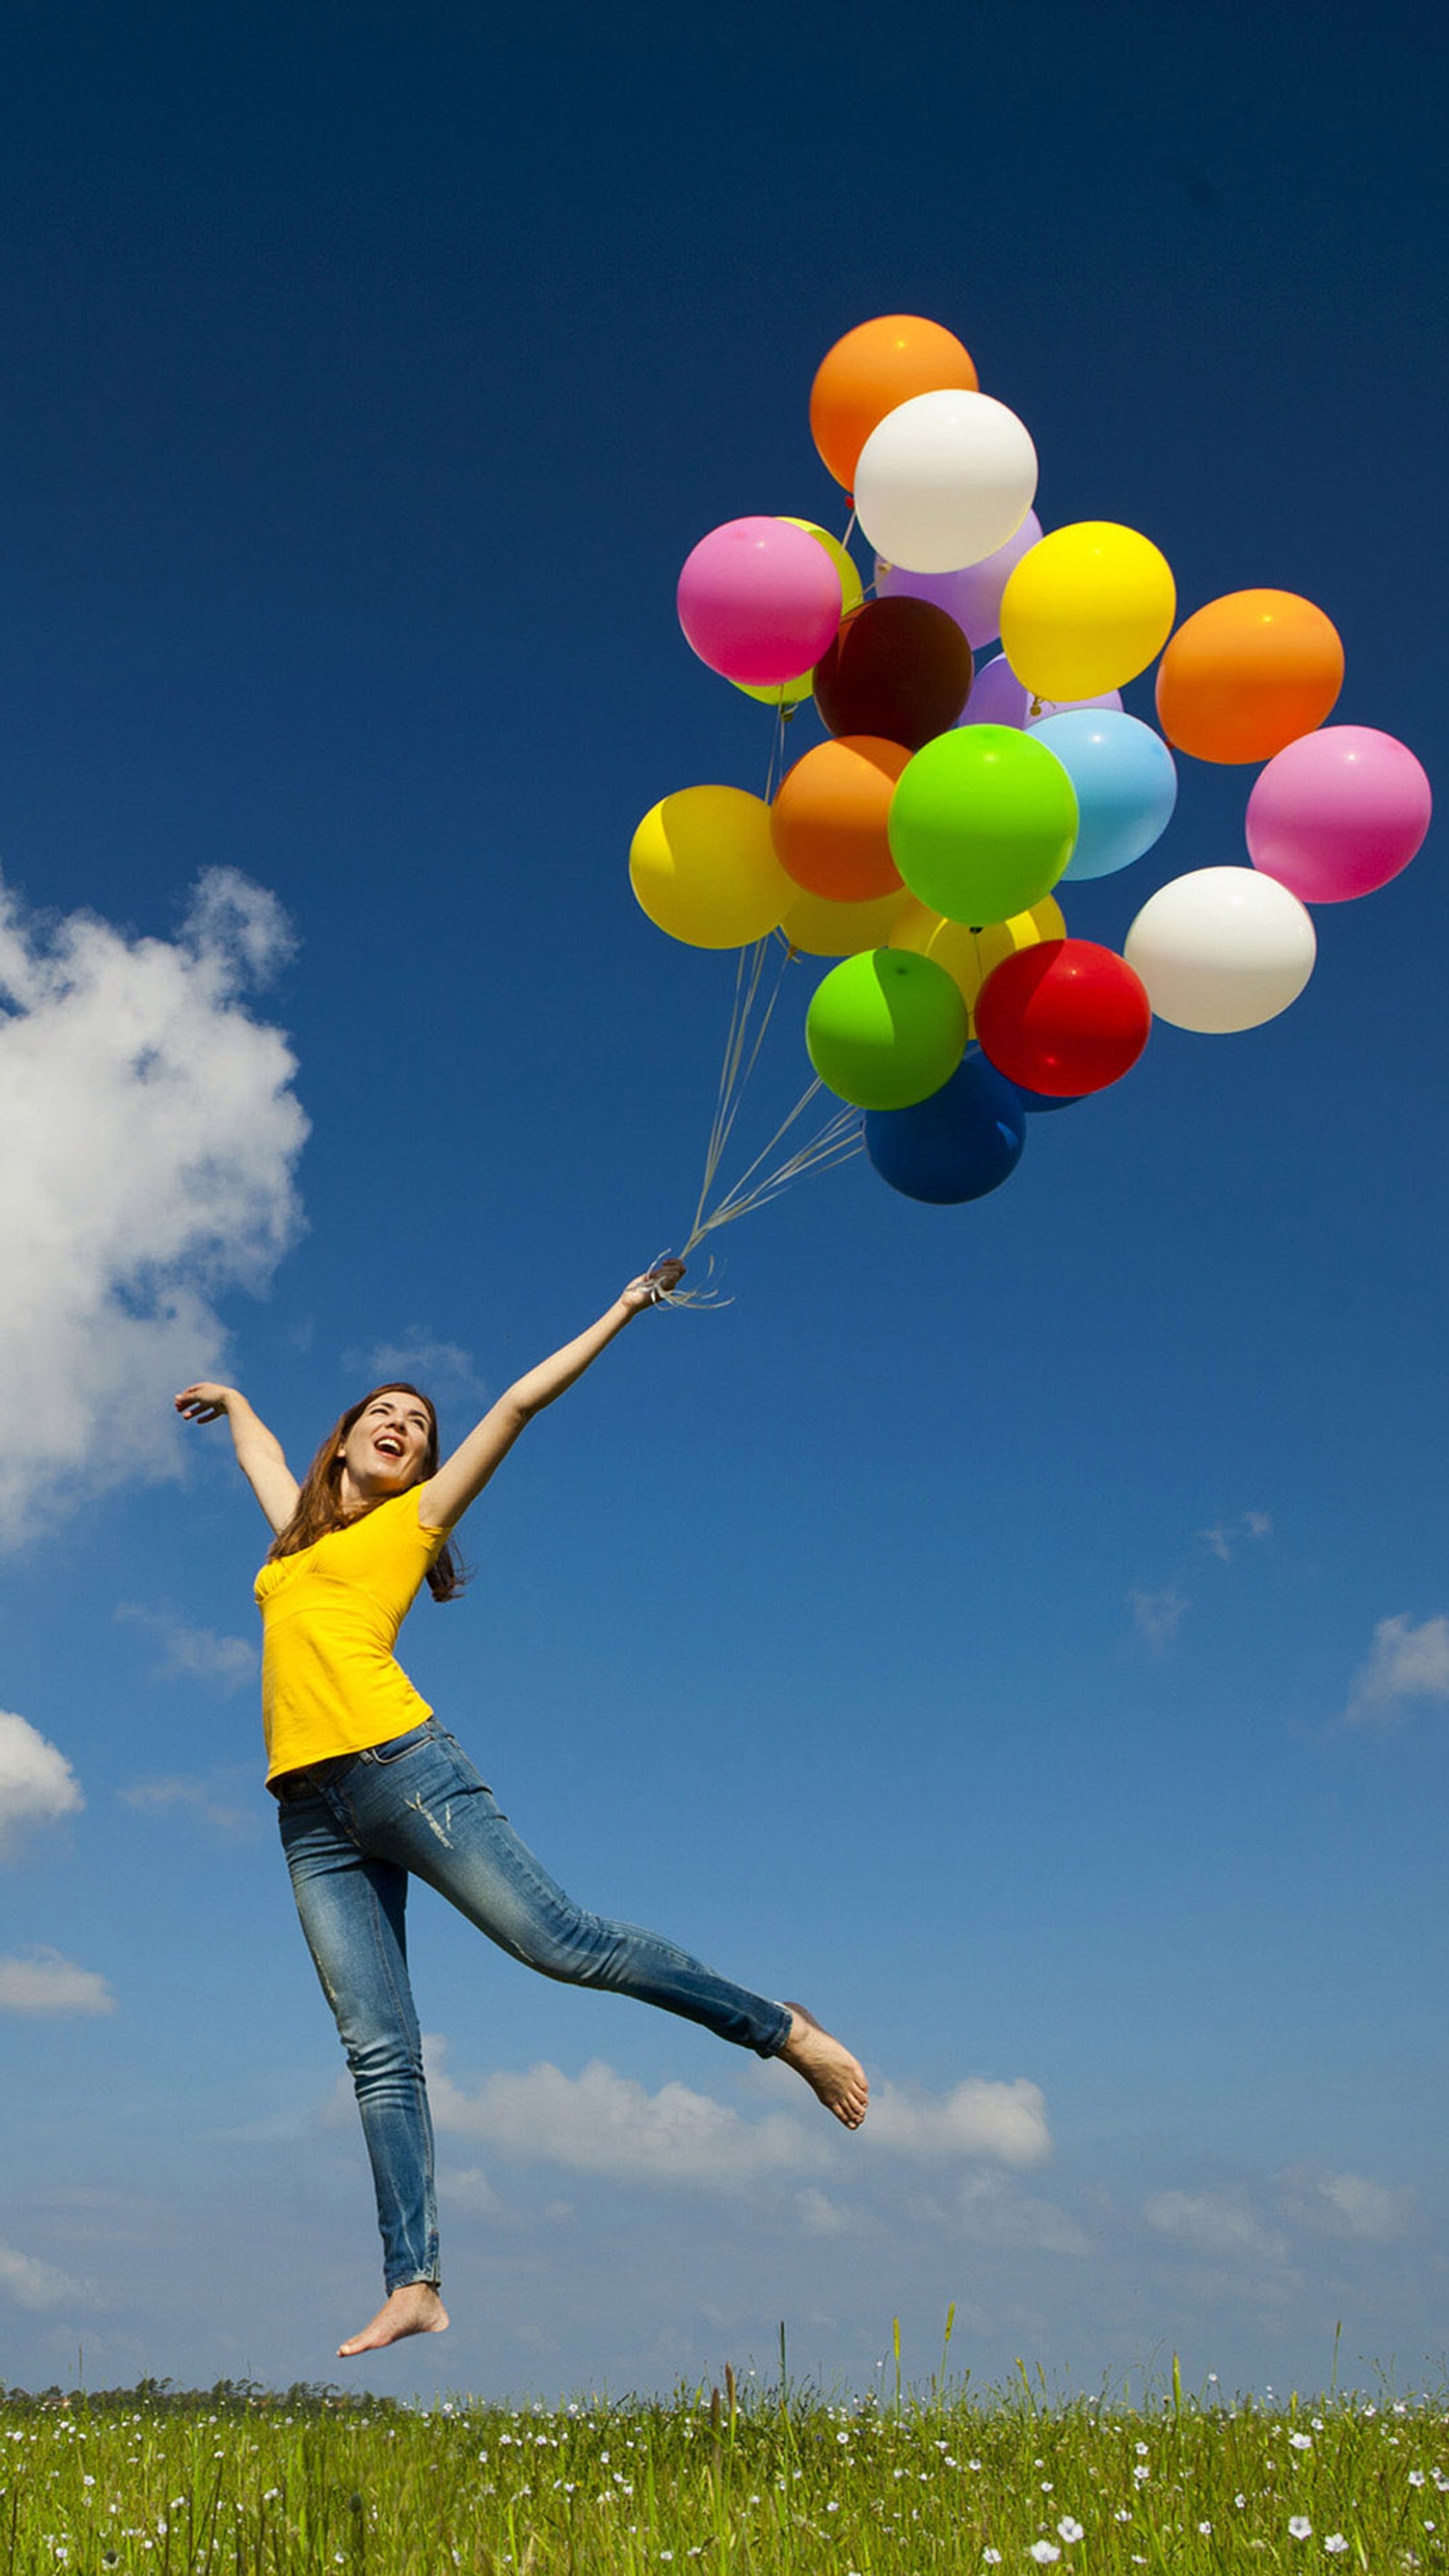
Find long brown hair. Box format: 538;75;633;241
266;1382;465;1600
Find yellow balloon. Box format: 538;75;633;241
783;519;864;609
734;670;815;710
733;518;862;707
889;894;1064;1027
629;786;794;949
781;882;913;957
999;521;1176;700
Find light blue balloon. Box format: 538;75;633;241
1028;710;1177;882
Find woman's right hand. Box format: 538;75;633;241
619;1259;686;1315
173;1382;237;1424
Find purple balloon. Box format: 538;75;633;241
964;653;1035;727
958;653;1125;732
876;511;1042;649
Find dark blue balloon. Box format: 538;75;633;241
1012;1082;1084;1113
865;1053;1026;1205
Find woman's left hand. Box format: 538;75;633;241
619;1259;686;1314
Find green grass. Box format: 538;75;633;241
4;2339;1447;2573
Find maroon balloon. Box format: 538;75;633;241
975;940;1151;1097
812;597;974;753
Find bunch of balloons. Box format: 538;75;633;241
629;314;1432;1209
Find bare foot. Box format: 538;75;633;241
779;2002;869;2129
337;2282;449;2357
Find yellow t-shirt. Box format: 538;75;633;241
255;1488;454;1781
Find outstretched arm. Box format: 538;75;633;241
173;1384;301;1535
417;1261;684;1533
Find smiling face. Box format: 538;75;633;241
336;1386;437;1507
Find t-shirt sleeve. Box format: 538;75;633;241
412;1486;456;1552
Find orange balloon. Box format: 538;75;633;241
771;735;910;903
810;315;979;492
1156;589;1344;764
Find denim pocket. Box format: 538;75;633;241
432;1730;493;1796
362;1720;437;1767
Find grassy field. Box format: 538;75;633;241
3;2335;1446;2573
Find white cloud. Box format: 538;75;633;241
445;2167;505;2217
0;1946;114;2014
0;867;307;1540
1280;2167;1411;2244
0;2242;85;2310
120;1773;255;1837
1144;2189;1286;2265
1344;1614;1449;1725
116;1604;257;1692
426;2047;830;2190
1133;1514;1272;1641
865;2077;1051;2169
426;2047;1053;2193
347;1335;487;1405
0;1710;84;1858
796;2187;857;2236
1128;1585;1188;1647
955;2174;1090;2255
1198;1511;1273;1564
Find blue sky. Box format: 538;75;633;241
1;1;1445;2401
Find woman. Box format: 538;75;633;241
176;1263;868;2359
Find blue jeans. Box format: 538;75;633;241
274;1717;792;2291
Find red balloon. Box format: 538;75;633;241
975;939;1150;1097
812;597;973;753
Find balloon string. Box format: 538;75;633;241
708;944;793;1197
684;1084;864;1249
763;701;788;802
684;938;770;1252
682;927;804;1254
681;1076;863;1256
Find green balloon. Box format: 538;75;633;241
888;723;1079;925
806;948;967;1111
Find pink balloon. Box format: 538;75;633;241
962;652;1122;730
1246;725;1433;902
876;511;1043;649
677;517;843;687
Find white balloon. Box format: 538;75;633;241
853;389;1039;576
1124;866;1316;1033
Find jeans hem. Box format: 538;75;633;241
759;2001;793;2060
